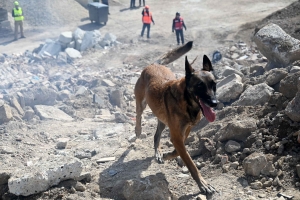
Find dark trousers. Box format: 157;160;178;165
175;29;184;44
130;0;135;7
141;23;150;38
139;0;145;6
102;0;109;13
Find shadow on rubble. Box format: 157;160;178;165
98;148;172;199
78;23;105;31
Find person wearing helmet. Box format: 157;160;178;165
12;1;25;40
172;12;187;45
141;5;154;39
139;0;145;7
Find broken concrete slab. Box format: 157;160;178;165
65;48;82;59
80;30;101;51
254;23;300;69
0;104;13;124
101;79;115;87
10;96;24;115
34;105;73;121
233;83;274;106
8;155;83;196
59;31;73;45
21;86;58;107
38;39;62;57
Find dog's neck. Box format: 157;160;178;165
184;84;201;124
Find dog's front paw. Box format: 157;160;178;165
198;180;216;195
155;150;164;164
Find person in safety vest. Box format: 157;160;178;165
172;12;187;45
141;5;154;39
12;1;25;41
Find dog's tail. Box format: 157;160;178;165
154;41;193;65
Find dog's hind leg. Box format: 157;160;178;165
154;119;166;163
134;78;147;138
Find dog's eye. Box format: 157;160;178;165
197;83;204;88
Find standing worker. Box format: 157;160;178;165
139;0;145;7
141;5;154;39
12;1;25;41
130;0;136;8
172;12;186;45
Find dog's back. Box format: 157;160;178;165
134;64;177;123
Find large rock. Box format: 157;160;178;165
80;30;101;51
253;23;300;69
59;32;73;45
21;86;57;107
104;33;117;43
265;68;288;86
216;117;257;142
8;155;82;196
57;52;68;65
111;173;172;200
285;92;300;122
217;74;244;103
38;39;62;57
57;90;73;101
65;48;82;59
73;28;85;41
0;171;10;185
222;66;244;78
233;83;274;106
10;96;24;115
243;153;267;177
34;105;73;121
0;104;13;124
22;107;35;121
279;71;300;99
225;140;241;153
109;89;123;108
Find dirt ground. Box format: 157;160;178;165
1;0;300;200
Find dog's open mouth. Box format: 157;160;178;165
199;100;216;122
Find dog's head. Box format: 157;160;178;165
185;55;217;122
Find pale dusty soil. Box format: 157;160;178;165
1;0;299;200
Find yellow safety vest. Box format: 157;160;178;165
13;7;24;21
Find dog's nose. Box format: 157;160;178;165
211;99;218;107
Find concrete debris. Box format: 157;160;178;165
0;104;13;124
34;105;73;121
65;48;82;59
8;155;83;196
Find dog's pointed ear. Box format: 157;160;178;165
203;55;213;71
185;56;195;75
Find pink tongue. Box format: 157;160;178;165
200;100;216;122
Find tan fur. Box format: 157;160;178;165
134;42;216;195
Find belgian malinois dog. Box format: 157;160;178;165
134;41;217;194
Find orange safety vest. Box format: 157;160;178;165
142;10;152;24
174;17;184;30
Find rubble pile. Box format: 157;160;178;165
0;23;300;199
32;28;120;64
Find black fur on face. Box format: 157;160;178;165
185;55;218;108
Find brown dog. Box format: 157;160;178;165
134;41;217;194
